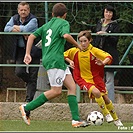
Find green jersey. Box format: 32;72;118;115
33;17;70;70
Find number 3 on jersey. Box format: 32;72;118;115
45;29;52;47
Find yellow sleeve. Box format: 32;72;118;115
90;45;113;64
64;47;79;60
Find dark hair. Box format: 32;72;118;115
52;3;67;17
102;5;116;20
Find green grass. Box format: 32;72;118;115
0;120;132;132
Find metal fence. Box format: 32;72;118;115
0;32;133;103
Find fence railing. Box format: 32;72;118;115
1;32;133;102
1;32;133;65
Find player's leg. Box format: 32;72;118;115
75;76;113;123
19;86;62;125
19;92;48;125
63;67;89;127
103;95;123;126
15;57;30;125
64;74;79;120
19;68;63;125
87;86;113;123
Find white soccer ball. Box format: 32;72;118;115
87;111;104;126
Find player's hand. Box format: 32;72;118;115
95;58;104;66
23;54;32;65
69;60;75;69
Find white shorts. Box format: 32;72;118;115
47;67;71;87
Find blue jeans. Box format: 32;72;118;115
104;71;114;103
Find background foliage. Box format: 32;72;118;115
0;2;133;97
0;2;133;63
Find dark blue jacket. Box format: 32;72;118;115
93;19;120;71
12;13;41;60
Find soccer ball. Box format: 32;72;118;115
87;111;104;126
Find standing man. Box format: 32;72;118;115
4;2;41;105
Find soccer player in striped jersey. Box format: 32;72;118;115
64;30;123;127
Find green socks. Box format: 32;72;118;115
67;95;80;121
24;94;80;121
25;93;48;111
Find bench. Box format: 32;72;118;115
6;87;27;102
5;86;86;103
115;86;133;93
114;86;133;103
76;86;133;103
7;86;133;103
6;87;51;102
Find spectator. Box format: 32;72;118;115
93;5;120;102
4;1;42;116
19;3;89;128
64;30;123;127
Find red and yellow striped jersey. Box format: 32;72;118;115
64;44;112;93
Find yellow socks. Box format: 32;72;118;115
95;96;110;116
106;101;118;120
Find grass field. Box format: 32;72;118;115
0;120;132;132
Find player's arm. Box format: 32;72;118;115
26;34;36;54
102;57;112;65
95;57;112;66
63;34;82;51
65;57;75;69
24;34;36;65
92;46;112;65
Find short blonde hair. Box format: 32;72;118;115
18;1;30;9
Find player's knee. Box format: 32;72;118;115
52;88;62;96
92;88;101;98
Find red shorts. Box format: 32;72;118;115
75;77;107;93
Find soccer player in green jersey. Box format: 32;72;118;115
19;3;89;128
